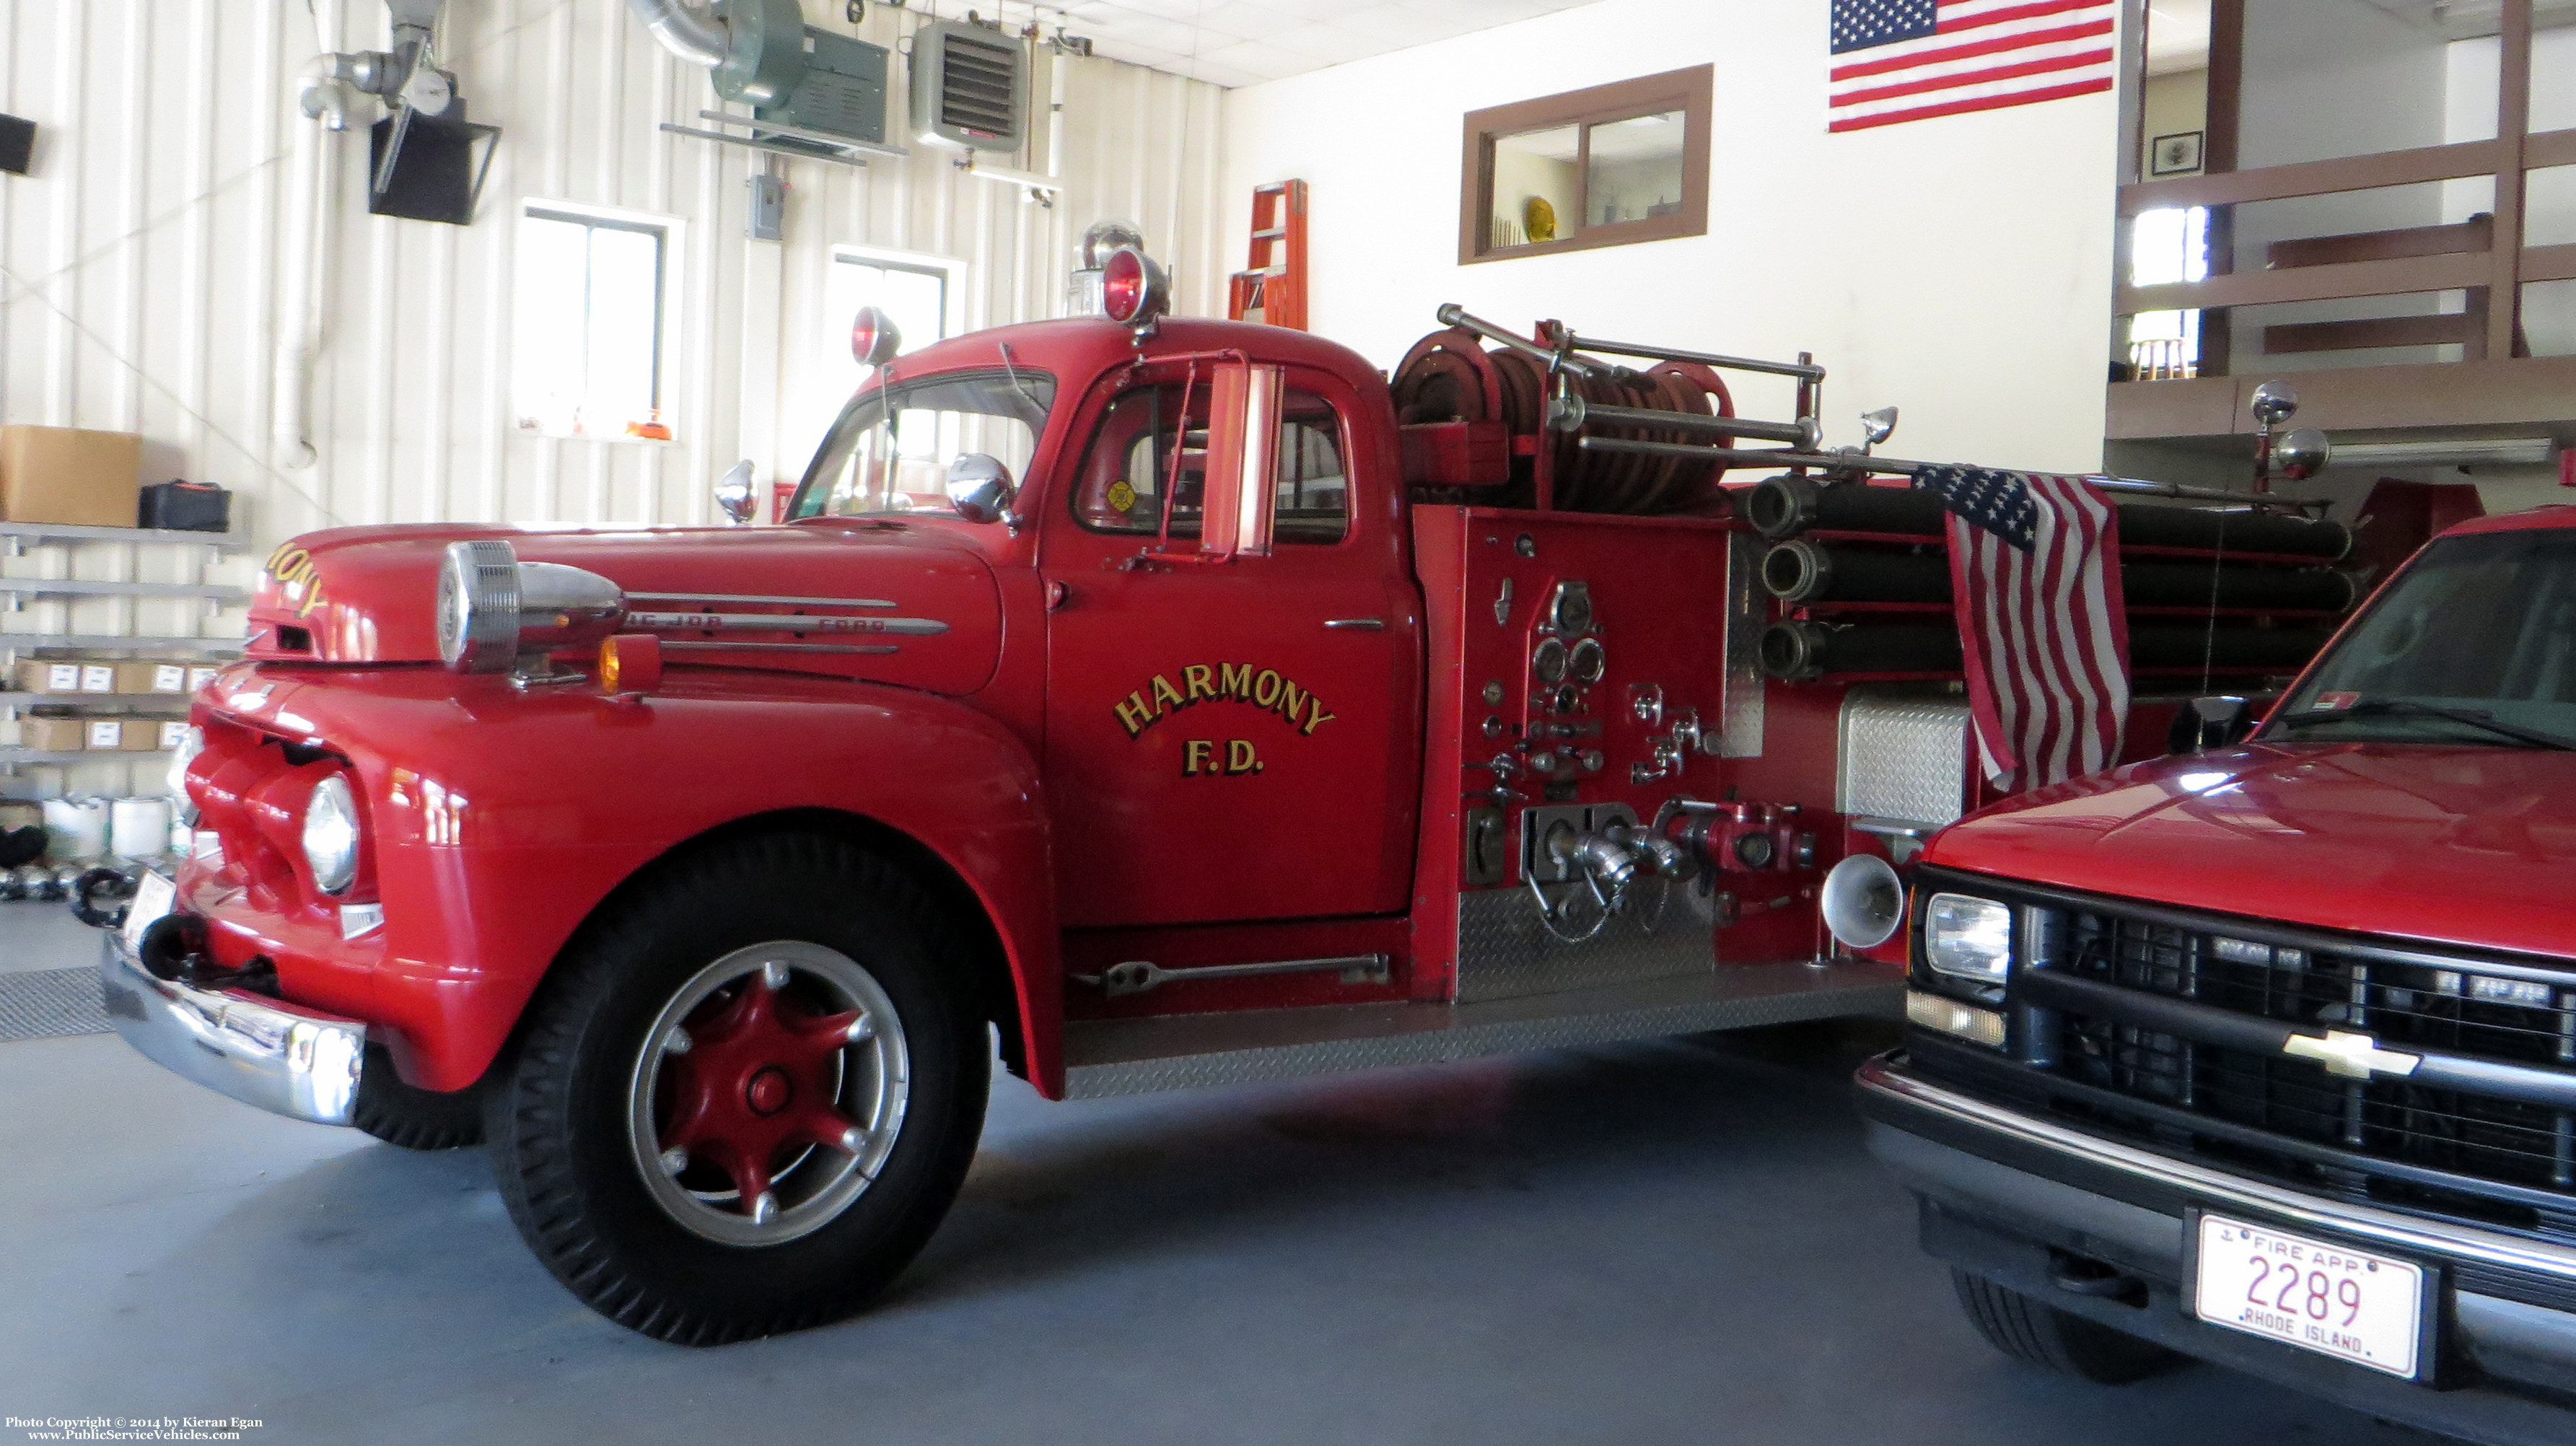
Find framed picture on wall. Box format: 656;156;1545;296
2150;130;2204;176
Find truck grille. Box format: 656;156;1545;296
2048;910;2576;1196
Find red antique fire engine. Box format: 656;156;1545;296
88;245;2360;1344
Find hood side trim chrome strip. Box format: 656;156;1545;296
626;592;898;609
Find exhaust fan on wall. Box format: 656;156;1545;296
911;19;1027;153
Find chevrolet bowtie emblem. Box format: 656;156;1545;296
2282;1029;2423;1080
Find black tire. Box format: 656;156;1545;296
352;1043;485;1149
483;833;989;1345
1952;1269;2186;1385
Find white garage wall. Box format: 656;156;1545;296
0;0;1221;537
1217;0;2121;473
0;0;1219;794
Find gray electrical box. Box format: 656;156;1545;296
758;28;890;147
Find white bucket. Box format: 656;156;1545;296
42;797;111;862
110;796;175;861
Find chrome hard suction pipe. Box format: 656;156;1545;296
626;0;728;67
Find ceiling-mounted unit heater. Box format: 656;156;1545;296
911;19;1025;152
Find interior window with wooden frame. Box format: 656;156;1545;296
1460;65;1711;264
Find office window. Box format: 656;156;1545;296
1460;66;1711;263
823;251;954;396
512;204;675;439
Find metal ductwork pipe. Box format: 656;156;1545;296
626;0;729;67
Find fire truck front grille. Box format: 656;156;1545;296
2038;907;2576;1198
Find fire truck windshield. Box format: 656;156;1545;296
2271;527;2576;749
789;369;1056;521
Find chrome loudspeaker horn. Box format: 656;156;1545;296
1820;851;1908;950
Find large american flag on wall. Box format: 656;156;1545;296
1830;0;2119;133
1913;465;2130;792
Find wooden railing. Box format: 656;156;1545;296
2115;6;2566;374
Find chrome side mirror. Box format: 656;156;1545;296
2275;428;2332;481
945;453;1016;525
1859;406;1899;449
2167;695;2253;754
2250;380;2300;427
713;460;758;525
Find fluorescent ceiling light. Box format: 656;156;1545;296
2327;437;2556;468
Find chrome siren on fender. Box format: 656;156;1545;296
439;539;629;674
1821;852;1908;950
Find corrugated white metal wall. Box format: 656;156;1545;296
0;0;1222;794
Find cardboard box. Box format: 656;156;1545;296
0;426;144;528
79;663;115;693
13;660;88;695
157;721;191;750
80;719;160;752
115;662;191;695
20;718;87;752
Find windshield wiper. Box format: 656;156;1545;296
2274;698;2576;751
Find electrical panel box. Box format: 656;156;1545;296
910;19;1025;152
758;28;890;146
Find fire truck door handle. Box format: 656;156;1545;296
1324;618;1385;631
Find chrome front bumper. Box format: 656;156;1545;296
1859;1053;2576;1442
97;926;367;1126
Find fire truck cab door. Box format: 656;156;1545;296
1039;366;1423;928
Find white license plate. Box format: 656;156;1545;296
2192;1213;2427;1378
120;869;177;953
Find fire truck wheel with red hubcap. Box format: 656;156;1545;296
1950;1271;2185;1385
481;833;989;1344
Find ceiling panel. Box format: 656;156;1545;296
1051;0;1605;88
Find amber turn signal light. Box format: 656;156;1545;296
600;634;663;696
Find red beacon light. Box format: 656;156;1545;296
1101;245;1170;330
850;306;903;368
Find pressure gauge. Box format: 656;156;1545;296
1569;636;1605;686
1531;636;1569;684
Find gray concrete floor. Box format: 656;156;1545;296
0;901;2438;1445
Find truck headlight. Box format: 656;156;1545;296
302;775;362;895
1924;893;2013;983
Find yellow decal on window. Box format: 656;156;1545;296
1107;478;1137;513
1113;664;1336;740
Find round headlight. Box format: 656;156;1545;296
166;724;205;821
302;774;362;895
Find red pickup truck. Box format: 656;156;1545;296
1860;507;2576;1445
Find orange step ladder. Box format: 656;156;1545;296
1227;180;1307;330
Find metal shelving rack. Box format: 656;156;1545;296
0;522;253;776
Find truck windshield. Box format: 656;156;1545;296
789;369;1054;520
2272;527;2576;748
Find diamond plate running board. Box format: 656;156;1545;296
1059;958;1903;1100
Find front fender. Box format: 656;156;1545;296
196;667;1059;1095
